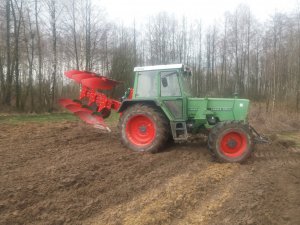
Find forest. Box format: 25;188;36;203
0;0;299;113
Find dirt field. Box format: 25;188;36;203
0;121;299;225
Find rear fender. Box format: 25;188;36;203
118;100;171;121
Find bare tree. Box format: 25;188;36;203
296;2;300;112
47;0;58;111
11;0;22;109
35;0;43;109
85;0;91;70
4;0;11;105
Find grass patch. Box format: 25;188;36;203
0;111;120;125
0;113;78;124
277;132;300;147
105;111;120;125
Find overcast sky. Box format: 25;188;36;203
97;0;298;25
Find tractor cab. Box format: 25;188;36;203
133;64;192;99
130;64;192;126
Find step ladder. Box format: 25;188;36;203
170;121;188;141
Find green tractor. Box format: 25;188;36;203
60;64;266;163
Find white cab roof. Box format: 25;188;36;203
134;64;183;72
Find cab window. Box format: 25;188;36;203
160;71;181;97
136;71;158;97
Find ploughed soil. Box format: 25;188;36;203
0;121;299;225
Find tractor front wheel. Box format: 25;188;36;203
119;104;169;153
208;121;252;163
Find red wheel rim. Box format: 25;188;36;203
125;115;156;147
220;131;247;158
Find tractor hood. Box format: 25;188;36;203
187;97;250;122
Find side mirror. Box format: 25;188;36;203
161;77;168;87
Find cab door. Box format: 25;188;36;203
160;70;185;121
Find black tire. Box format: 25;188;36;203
208;121;252;163
119;104;169;153
99;108;111;119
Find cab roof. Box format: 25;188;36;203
134;64;184;72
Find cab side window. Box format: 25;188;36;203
160;71;181;97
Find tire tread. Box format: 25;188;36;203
208;121;252;163
119;104;169;153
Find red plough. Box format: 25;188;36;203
59;70;122;131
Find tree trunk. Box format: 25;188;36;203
50;0;57;111
85;0;91;70
11;0;22;109
71;0;79;70
234;10;239;95
35;0;43;110
0;58;4;100
4;0;12;105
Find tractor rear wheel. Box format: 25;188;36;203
208;121;252;163
119;104;169;153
